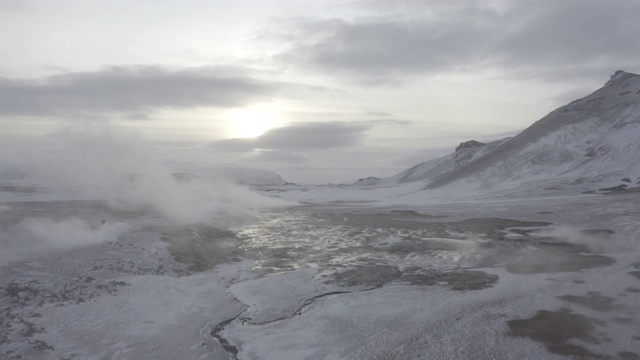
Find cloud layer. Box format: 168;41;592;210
275;0;640;83
210;121;372;152
0;65;283;117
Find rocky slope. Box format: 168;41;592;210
353;138;509;187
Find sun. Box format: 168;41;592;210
226;107;282;138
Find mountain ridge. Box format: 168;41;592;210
353;70;640;195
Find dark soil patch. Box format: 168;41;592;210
558;291;617;312
619;351;640;360
160;225;242;272
508;310;609;359
611;317;634;325
505;247;615;275
401;270;498;291
581;229;615;236
328;264;402;288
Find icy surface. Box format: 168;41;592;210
2;185;640;359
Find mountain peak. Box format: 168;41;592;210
605;70;640;86
455;140;485;152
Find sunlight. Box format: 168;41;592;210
226;107;283;138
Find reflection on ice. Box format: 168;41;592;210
236;206;595;281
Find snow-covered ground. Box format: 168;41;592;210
1;180;639;359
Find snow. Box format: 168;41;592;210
2;71;640;360
351;137;510;188
347;71;640;200
3;185;640;359
35;267;246;360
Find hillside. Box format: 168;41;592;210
353;138;510;187
355;71;640;195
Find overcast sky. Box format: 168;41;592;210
2;0;640;183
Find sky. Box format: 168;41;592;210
2;0;640;184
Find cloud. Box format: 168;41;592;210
210;121;372;152
273;0;640;84
243;150;309;164
0;65;285;117
1;129;288;226
0;0;27;12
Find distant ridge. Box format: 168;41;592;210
354;71;640;194
352;137;510;187
170;162;287;186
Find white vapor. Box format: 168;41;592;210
539;226;625;253
17;217;132;248
3;128;288;226
0;217;132;265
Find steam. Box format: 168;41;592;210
0;218;132;265
3;128;287;225
539;226;624;253
17;217;132;247
0;128;290;264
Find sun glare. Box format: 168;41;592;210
227;108;283;138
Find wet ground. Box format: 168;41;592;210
1;195;639;359
200;203;635;360
232;205;614;281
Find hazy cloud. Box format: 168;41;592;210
274;0;640;83
243;150;309;164
0;0;27;12
0;65;284;117
367;118;412;126
210;121;372;152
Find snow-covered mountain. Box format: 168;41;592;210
356;70;640;194
353;138;510;187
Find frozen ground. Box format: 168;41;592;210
1;184;640;359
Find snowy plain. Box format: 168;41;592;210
1;178;639;360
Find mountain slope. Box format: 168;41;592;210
353;71;640;195
423;70;640;192
352;138;510;187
